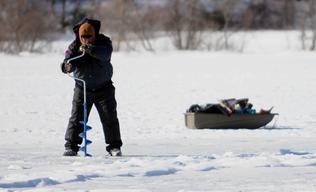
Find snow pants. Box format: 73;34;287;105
64;81;122;152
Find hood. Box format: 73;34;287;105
73;18;101;36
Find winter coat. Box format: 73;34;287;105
61;18;113;91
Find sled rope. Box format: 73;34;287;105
272;113;279;129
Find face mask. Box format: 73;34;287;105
79;23;96;45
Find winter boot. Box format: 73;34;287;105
109;148;122;157
63;149;78;156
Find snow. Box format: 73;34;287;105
1;31;316;191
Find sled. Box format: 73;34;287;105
184;112;276;129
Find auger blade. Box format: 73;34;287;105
79;146;92;157
80;146;86;152
86;139;92;145
86;125;92;131
80;121;92;131
79;132;84;138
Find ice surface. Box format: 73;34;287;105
0;31;316;192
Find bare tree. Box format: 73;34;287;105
309;0;316;50
165;0;205;50
95;0;137;51
297;0;316;50
60;0;67;29
129;5;164;52
282;0;296;29
200;0;245;51
0;0;57;53
298;1;308;50
215;0;239;50
94;0;167;52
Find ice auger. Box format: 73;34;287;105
66;52;92;157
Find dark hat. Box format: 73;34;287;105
73;18;101;35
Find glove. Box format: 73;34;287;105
79;43;93;54
64;63;72;73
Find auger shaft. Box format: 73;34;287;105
66;52;92;157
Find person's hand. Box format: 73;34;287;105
65;63;72;73
79;43;93;54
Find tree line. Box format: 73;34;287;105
1;0;316;53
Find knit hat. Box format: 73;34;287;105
79;22;96;44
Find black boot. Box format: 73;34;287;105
63;149;78;156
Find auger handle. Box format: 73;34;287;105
66;52;86;103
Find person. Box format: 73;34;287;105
60;18;123;156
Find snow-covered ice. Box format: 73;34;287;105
1;31;316;191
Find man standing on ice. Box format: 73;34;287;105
60;18;123;156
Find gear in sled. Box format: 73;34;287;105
185;98;277;129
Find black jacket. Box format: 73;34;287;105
61;18;113;91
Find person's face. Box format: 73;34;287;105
79;23;96;45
